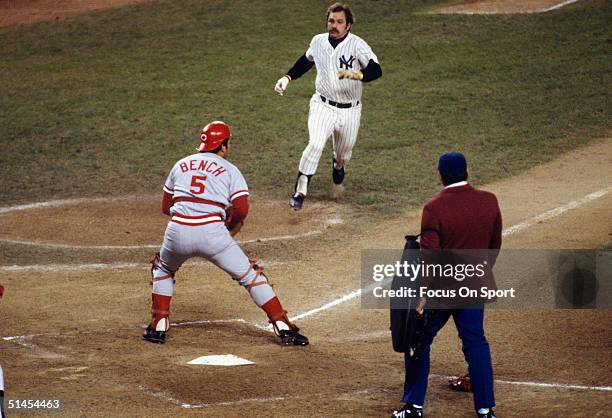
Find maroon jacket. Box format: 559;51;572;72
420;184;502;251
419;183;502;305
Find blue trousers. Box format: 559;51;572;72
402;308;495;411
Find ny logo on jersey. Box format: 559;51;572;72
339;55;356;70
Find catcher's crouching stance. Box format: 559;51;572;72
143;121;308;346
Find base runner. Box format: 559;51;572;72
275;2;382;210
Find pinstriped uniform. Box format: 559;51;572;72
299;32;378;175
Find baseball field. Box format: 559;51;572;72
0;0;610;417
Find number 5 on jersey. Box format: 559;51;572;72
190;175;207;194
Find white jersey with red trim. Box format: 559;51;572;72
163;152;248;219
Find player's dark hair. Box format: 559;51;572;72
326;2;354;25
440;171;468;186
210;138;230;154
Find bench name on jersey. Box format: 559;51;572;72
180;159;227;176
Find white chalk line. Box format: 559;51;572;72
501;188;609;237
5;325;610;395
7;328;611;394
0;197;121;215
283;186;611;325
494;378;612;392
96;186;607;335
2;335;65;359
135;385;382;409
4;188;611;398
0;197;343;250
0;238;160;250
0;262;144;273
0;258;294;273
434;0;580;15
0;217;341;249
1;319;253;341
136;374;610;410
430;374;611;392
541;0;581;12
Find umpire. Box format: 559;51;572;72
391;152;502;418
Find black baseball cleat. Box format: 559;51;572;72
391;404;423;418
476;409;496;418
332;158;345;185
289;193;305;210
143;325;166;344
278;328;309;346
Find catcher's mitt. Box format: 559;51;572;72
227;221;243;237
224;205;244;236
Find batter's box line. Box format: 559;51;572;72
135;384;390;409
0;259;295;273
1;319;263;344
431;374;612;393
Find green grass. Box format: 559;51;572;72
0;0;610;215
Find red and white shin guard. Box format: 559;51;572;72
150;293;172;332
261;297;295;334
149;253;174;332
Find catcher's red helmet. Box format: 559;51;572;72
197;121;231;152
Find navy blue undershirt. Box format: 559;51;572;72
286;32;382;83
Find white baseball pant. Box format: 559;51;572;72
152;221;275;307
299;94;362;176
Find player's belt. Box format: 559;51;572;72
320;95;359;109
170;213;223;226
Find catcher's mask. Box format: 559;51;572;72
197;121;231;152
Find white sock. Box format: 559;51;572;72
152;276;173;296
296;174;309;196
478;408;490;414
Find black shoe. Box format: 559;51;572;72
143;325;165;344
476;409;496;418
278;328;309;346
392;404;423;418
289;193;305;210
332;158;345;185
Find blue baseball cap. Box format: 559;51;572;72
438;152;467;175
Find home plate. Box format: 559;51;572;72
187;354;254;366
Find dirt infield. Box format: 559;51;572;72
1;138;610;417
0;1;610;417
430;0;580;14
0;0;153;27
0;0;583;28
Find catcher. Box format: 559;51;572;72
142;121;308;346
